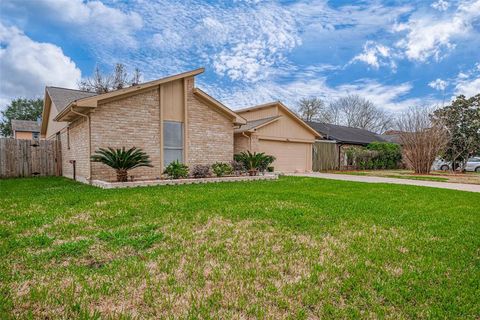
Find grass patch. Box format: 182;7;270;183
1;177;479;318
384;174;449;182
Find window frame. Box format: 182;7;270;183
163;121;184;167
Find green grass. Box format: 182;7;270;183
338;171;449;182
384;175;449;182
1;177;479;319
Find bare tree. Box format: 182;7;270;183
130;68;141;86
112;63;128;90
79;63;141;94
396;106;448;174
297;97;329;122
329;94;393;133
79;66;112;94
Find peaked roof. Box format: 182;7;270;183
11;120;40;132
234;116;280;133
54;68;205;122
46;87;97;112
307;121;386;145
236;101;320;137
193;88;246;125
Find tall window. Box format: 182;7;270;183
163;121;183;166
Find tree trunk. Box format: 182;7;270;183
116;169;128;182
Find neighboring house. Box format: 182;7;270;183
11;120;40;140
234;102;320;172
41;68;246;183
380;130;403;145
306;122;386;168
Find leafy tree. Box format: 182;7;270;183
0;98;43;137
91;147;153;182
433;94;480;170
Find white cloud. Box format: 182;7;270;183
350;41;396;70
431;0;450;11
0;23;81;109
455;78;480;96
203;75;416;112
127;1;300;83
394;0;480;62
2;0;143;48
428;78;448;91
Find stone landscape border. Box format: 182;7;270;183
91;174;278;189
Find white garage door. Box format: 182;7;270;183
258;140;312;172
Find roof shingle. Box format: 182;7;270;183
46;87;97;112
11;120;40;132
234;116;280;133
307;121;386;145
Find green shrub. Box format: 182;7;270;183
367;142;402;169
234;151;276;175
346;142;402;170
211;162;233;177
258;155;276;172
91;147;153;182
163;160;189;179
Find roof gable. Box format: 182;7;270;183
193;88;246;125
236;101;320;138
46;87;97;113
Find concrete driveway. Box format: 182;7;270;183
288;172;480;193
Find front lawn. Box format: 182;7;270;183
333;169;480;184
1;177;479;319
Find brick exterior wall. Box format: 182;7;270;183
55;77;236;183
233;133;260;154
185;78;234;166
59;117;90;183
90;88;162;181
234;134;250;154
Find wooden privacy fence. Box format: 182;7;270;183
312;141;339;171
0;138;62;178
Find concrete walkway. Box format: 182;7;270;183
287;172;480;193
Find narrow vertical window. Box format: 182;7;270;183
163;121;183;166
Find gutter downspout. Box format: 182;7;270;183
70;106;92;183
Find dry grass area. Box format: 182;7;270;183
1;177;479;319
333;169;480;184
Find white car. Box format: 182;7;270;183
433;157;480;172
465;157;480;172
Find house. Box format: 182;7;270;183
234;102;320;172
306;122;386;169
41;68;246;183
11;120;40;140
380;130;403;145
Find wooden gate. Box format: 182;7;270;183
0;138;62;178
312;141;339;171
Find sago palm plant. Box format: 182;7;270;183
91;147;153;182
234;151;274;175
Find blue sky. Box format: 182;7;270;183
0;0;479;112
